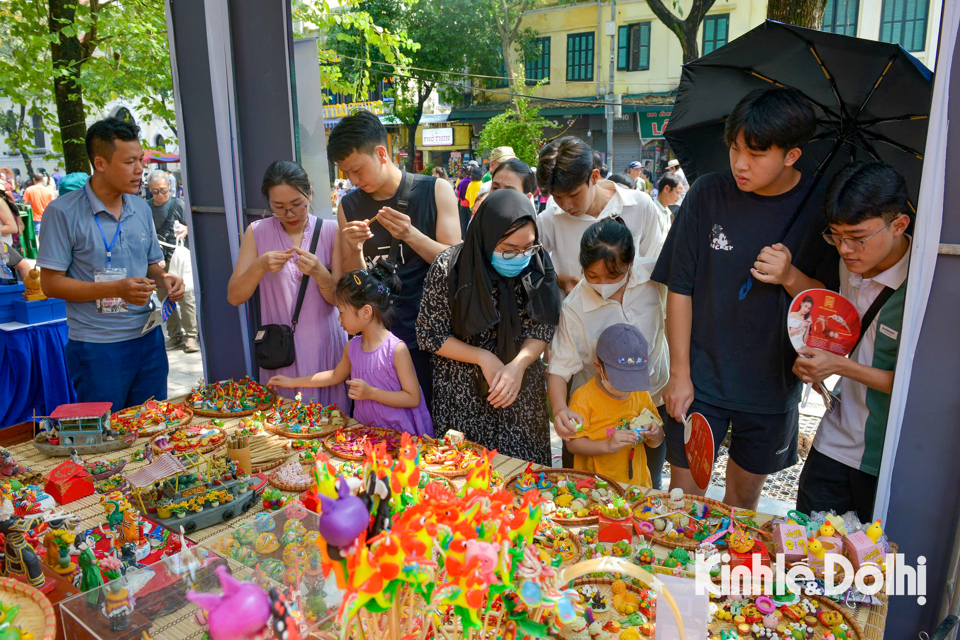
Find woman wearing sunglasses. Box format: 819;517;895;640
228;160;349;409
416;189;561;465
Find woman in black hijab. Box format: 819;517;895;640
417;189;561;465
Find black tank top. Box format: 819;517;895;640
340;172;438;347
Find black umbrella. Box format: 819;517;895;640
664;20;933;298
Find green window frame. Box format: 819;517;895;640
567;32;595;82
702;14;729;55
525;37;551;85
822;0;860;36
617;22;651;71
879;0;929;52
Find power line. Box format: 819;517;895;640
329;50;680;93
338;62;674;108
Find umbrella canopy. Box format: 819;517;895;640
665;20;933;207
143;149;180;164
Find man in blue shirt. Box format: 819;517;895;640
38;117;185;410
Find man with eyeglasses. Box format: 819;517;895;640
147;170;199;353
752;161;911;522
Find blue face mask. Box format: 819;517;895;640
491;252;531;278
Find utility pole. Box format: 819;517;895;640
605;0;618;172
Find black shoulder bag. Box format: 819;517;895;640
253;222;322;370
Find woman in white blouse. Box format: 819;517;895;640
547;217;669;487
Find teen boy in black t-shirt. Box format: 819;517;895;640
328;110;461;413
652;88;839;510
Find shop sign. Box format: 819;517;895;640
422;128;454;146
638;106;673;139
323;100;385;120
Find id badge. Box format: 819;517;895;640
94;267;128;314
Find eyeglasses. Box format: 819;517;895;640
271;204;309;218
822;219;894;251
150;188;169;195
496;244;542;260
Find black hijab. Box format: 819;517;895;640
447;189;560;363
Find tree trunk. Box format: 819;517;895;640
49;0;90;173
647;0;718;63
767;0;828;29
3;107;35;177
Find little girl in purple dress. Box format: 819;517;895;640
268;264;433;436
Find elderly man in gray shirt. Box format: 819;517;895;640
38;117;184;411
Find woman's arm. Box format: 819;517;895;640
227;226;266;306
269;345;352;388
0;198;17;236
352;341;422;409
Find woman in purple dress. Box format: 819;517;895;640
228;161;349;409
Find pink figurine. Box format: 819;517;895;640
186;565;272;640
465;540;500;582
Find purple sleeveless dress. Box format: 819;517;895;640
348;332;433;436
251;215;349;410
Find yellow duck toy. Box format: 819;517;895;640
866;519;884;544
818;521;836;538
808;537;826;560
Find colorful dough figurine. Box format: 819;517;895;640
317;477;369;559
186;565;273;640
0;491;45;590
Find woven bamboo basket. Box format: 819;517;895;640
503;467;626;526
150;426;228;457
322;426;401;461
636;492;771;550
0;577;57;640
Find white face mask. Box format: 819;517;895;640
589;273;628;299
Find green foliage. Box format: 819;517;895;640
294;0;415;102
0;0;175;163
477;75;550;166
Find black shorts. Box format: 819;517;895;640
796;446;878;523
664;398;799;476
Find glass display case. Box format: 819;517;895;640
60;503;343;639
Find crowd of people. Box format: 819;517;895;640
28;84;911;522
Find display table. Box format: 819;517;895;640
0;397;892;640
0;319;75;428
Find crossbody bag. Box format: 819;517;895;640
253;221;322;370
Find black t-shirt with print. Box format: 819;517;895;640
652;172;839;414
340;172;438;348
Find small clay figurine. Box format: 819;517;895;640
186;565;273;640
78;545;104;608
317;478;368;560
22;268;46;301
0;492;46;590
100;555;132;630
0;449;20;477
70;449;82;465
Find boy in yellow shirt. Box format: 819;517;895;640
568;323;664;486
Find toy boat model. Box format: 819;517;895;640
84;458;128;481
33;403;131;457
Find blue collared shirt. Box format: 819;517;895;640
37;178;164;343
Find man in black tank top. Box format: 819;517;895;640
329;110;461;414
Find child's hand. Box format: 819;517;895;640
607;429;639;453
554;407;584;440
640;421;662;443
751;243;794;285
267;375;293;388
347;378;377;401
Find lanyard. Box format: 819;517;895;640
86;185;124;264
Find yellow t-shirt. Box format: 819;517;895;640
465;180;481;208
569;377;660;488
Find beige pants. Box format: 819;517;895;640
157;284;199;341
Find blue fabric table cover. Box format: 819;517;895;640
0;319;76;428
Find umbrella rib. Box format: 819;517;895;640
851;54;900;122
778;25;855;124
856;129;925;159
692;63;843;121
856;114;930;128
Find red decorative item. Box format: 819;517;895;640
728;543;770;573
44;461;94;504
683;412;714;490
598;512;634;544
788;289;861;356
